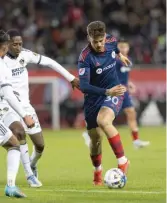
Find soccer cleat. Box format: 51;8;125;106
93;170;103;186
133;139;150;149
27;175;42;188
118;160;130;175
31;165;38;178
82;131;91;147
5;185;27;198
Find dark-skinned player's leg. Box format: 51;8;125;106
20;105;44;178
29;131;45;177
0;121;26;198
3;110;42;187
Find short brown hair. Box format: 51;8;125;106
87;21;106;38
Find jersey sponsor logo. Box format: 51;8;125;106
12;67;24;76
96;68;102;74
111;51;116;58
103;61;116;71
120;66;131;73
79;68;85;75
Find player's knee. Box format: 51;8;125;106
9;122;26;141
97;108;115;129
13;127;26;141
34;143;45;153
3;135;20;150
97;115;112;129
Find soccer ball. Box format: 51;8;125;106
104;168;127;189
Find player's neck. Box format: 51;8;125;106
7;51;18;59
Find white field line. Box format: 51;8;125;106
33;189;166;195
0;187;165;195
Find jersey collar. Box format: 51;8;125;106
6;52;18;59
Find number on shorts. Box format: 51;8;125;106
111;96;119;105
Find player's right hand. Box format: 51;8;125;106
106;85;126;96
23;115;35;128
71;77;80;90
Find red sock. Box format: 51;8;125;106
90;154;102;168
132;131;139;140
108;134;124;158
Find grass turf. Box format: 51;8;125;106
0;126;166;203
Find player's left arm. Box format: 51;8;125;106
112;38;131;66
26;51;79;89
118;52;131;66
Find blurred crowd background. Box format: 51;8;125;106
0;0;166;66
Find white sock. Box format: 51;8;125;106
118;156;128;165
7;149;20;187
30;146;42;167
94;165;102;171
20;143;33;178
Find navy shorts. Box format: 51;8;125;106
85;95;124;130
122;92;133;109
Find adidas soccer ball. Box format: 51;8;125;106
104;168;127;189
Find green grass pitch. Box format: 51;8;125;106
0;126;166;203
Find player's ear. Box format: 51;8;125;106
104;33;106;40
87;35;90;42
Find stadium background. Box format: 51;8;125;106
0;1;166;203
0;0;166;129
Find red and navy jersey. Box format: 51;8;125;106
116;57;132;85
78;34;120;102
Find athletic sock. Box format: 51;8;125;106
131;130;139;141
90;154;102;171
20;143;33;177
108;134;127;164
7;149;20;187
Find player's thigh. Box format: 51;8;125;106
21;105;42;135
85;110;99;131
97;95;124;126
9;121;26;141
0;104;20;128
0;121;14;147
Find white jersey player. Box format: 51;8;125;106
3;29;79;179
0;29;34;198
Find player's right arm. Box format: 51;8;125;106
0;64;34;128
78;55;107;96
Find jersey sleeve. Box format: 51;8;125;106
24;49;41;64
106;35;120;54
0;61;26;118
0;62;12;88
78;54;106;96
112;38;120;54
